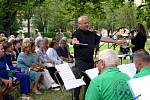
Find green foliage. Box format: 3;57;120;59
33;0;68;33
0;0;150;37
63;31;72;39
136;1;150;30
41;31;72;39
115;2;137;30
42;31;56;38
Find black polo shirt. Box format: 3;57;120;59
72;29;101;60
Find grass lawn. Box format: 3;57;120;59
13;87;85;100
30;90;72;100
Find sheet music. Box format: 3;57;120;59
84;63;136;80
55;63;86;90
128;75;150;100
76;79;86;87
117;63;136;78
85;68;99;80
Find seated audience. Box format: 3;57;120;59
46;41;63;65
0;43;30;98
36;39;63;85
30;41;59;89
13;38;22;60
35;40;52;65
35;36;43;51
43;37;49;51
17;39;42;94
8;37;15;43
85;49;133;100
133;49;150;78
0;36;7;44
3;42;16;64
56;38;73;62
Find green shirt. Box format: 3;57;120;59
134;66;150;78
85;67;133;100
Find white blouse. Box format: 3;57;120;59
46;48;62;65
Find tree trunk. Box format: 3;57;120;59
27;18;31;37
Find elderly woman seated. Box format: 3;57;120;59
17;39;42;94
35;39;53;66
85;49;133;100
35;39;63;85
43;37;49;51
55;38;73;63
30;41;60;89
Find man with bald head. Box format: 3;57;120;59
72;16;125;100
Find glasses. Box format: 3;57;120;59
95;59;103;64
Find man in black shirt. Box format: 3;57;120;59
72;16;125;100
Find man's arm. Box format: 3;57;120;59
100;37;126;45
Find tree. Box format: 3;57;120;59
136;1;150;30
20;0;45;36
115;2;137;31
0;0;26;36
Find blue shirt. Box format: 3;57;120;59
0;55;15;78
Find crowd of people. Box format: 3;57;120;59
0;15;149;100
0;31;73;99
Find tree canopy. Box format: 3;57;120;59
0;0;149;37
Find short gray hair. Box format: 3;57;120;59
78;16;88;24
98;49;119;67
133;49;150;62
35;37;43;47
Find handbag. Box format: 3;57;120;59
31;63;45;72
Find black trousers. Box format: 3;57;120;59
73;59;94;100
46;67;63;85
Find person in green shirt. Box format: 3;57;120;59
133;49;150;78
85;49;133;100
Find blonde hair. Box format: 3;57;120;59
22;38;31;52
98;49;119;67
23;38;30;44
